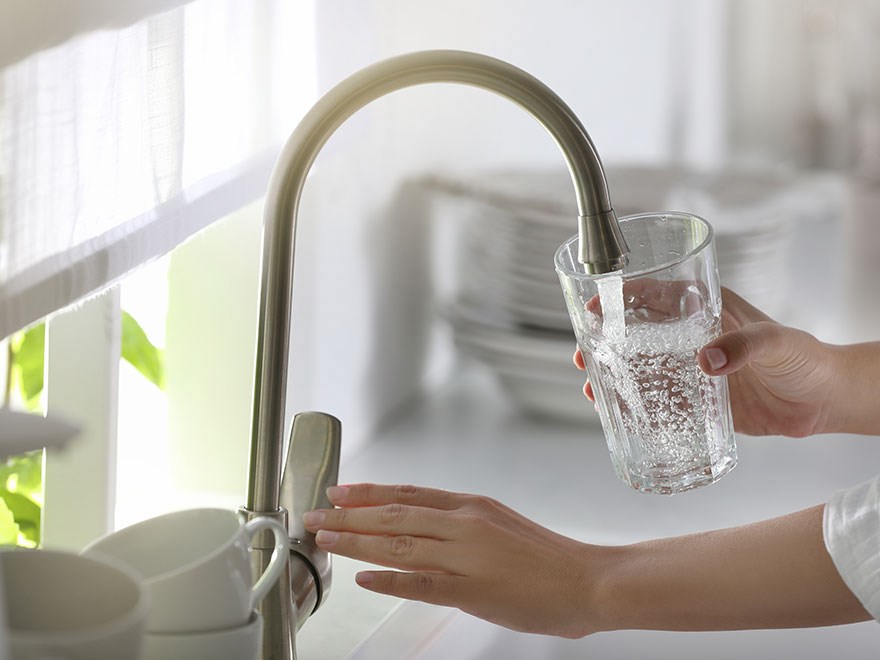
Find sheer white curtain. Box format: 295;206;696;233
0;0;316;338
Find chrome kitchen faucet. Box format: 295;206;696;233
240;50;629;659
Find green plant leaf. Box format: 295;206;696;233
0;451;44;501
1;491;40;545
0;497;20;546
11;323;45;412
4;328;46;547
0;452;43;546
121;310;165;390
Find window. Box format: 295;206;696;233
0;0;316;545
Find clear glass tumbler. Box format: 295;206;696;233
555;211;736;494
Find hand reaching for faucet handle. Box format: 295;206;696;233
302;483;610;638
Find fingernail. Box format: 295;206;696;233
705;347;728;371
326;485;349;502
355;571;375;586
303;511;325;527
315;530;339;547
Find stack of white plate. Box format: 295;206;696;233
442;299;591;423
427;165;835;423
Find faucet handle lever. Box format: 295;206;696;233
282;411;341;539
281;411;341;619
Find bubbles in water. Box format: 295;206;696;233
584;317;732;489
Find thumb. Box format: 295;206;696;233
698;322;786;376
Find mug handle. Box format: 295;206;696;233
244;517;289;608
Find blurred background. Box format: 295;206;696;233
1;0;879;541
301;0;879;447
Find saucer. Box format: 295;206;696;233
141;611;262;660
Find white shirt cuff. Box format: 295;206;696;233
824;474;880;622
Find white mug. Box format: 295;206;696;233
2;548;149;660
82;508;287;633
141;610;263;660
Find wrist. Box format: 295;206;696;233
815;341;847;435
590;540;695;632
586;543;640;633
824;342;880;435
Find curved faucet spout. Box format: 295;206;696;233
248;49;627;513
243;49;629;660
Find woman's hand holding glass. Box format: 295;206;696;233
574;286;879;438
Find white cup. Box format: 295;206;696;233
141;610;263;660
82;508;287;633
2;548;149;660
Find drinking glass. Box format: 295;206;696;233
555;211;736;494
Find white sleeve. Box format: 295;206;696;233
824;475;880;622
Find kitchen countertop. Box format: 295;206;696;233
296;365;880;659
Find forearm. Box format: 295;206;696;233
827;342;880;435
594;505;870;632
